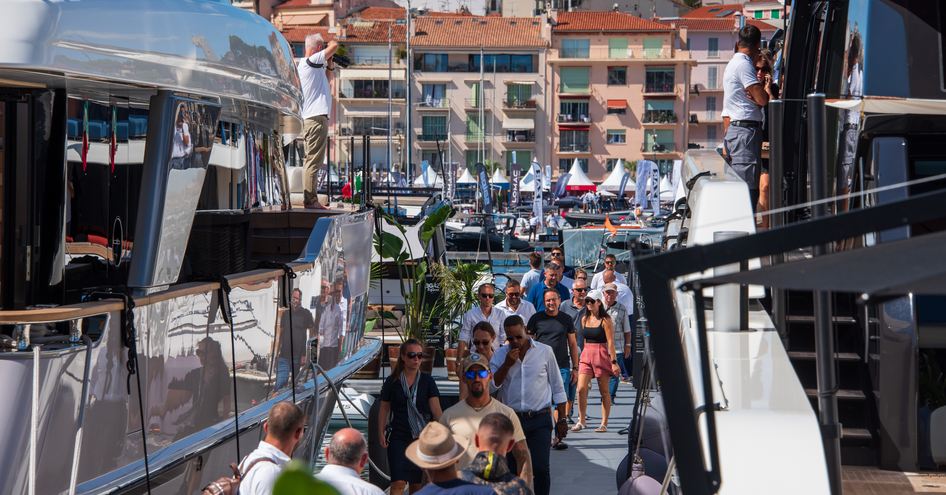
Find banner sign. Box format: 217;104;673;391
618;172;630;199
445;160;456;200
635;160;656;209
421;159;430;187
532;160;543;228
554;173;571;198
511;164;521;207
476;162;492;215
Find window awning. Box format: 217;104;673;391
607;99;628;109
559;125;590;131
340;68;406;80
503;118;535;130
505;80;535;85
559;94;591;99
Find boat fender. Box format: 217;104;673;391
367;399;391;489
618;474;661;495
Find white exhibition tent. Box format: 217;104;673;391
597;159;636;192
491;169;510;188
457;167;476;185
519;168;550;193
564;158;596;192
412;166;443;187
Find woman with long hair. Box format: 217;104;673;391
572;290;620;433
377;339;443;494
458;321;496;400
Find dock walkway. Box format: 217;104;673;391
348;367;636;495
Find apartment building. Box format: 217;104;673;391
549;10;692;181
667;16;776;151
409;16;549;177
336;20;408;172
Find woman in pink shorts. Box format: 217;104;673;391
572;289;620;433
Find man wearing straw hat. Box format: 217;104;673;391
406;422;494;495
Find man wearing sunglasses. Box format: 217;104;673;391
589;254;627;290
549;247;575;283
440;353;533;490
496;280;536;326
492;315;567;495
459;283;509;359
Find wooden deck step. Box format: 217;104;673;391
788;351;861;361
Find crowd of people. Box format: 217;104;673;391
371;246;635;495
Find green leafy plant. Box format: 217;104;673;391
273;461;340;495
373;204;452;343
432;261;490;346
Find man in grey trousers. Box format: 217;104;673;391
297;34;339;209
722;24;769;210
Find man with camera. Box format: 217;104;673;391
298;33;339;209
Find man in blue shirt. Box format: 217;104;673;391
525;263;569;313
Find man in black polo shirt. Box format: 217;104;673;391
526;288;580;442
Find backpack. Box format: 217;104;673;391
200;456;276;495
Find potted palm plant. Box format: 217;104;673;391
432;261;490;380
374;204;451;372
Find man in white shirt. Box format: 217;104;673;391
239;401;304;495
298;33;339;209
722;24;768;210
317;280;343;369
458;283;508;358
603;275;634;317
316;428;384;495
519;252;543;295
590;254;627;289
491;315;568;495
838;33;863;196
496;280;536;325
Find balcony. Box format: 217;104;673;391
691;83;723;94
550;46;680;63
339;89;406;100
349;55;405;67
557;113;591;124
415;97;450;111
644;82;676;95
504;131;535;148
559;143;591;153
689;111;722;124
503;98;537;110
464;98;491;110
641;142;676;154
417;133;448;142
340;125;404;137
465;132;486;143
642;110;678;125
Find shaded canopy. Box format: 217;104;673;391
413;167;443;187
457;167;476;184
565;158;596;191
692;229;946;297
598;159;636;192
491;168;510;189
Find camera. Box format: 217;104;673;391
332;53;352;68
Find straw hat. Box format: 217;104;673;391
405;422;465;470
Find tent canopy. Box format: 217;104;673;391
491;168;510;189
519;169;549;192
598;159;636;192
457;167;476;184
565;158;596;191
413;167;443;187
826;96;946;115
692;228;946;298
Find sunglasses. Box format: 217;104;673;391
464;369;490;380
405;352;425;359
605;260;615;264
551;252;563;257
585;299;598;304
473;340;492;347
479;293;494;299
506;291;521;297
573;287;588;292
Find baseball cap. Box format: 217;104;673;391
603;282;618;292
461;353;490;373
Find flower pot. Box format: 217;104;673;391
445;347;460;381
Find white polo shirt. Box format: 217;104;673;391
496;298;536;326
238;441;290;495
723;52;763;122
459;306;509;352
298;49;331;119
316;464;384;495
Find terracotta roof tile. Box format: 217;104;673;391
342;21;406;44
412;16;546;48
353;6;405;21
669;18;777;32
682;4;744;18
276;0;325;10
281;26;334;43
552;11;672;33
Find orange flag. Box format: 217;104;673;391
604;214;618;236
